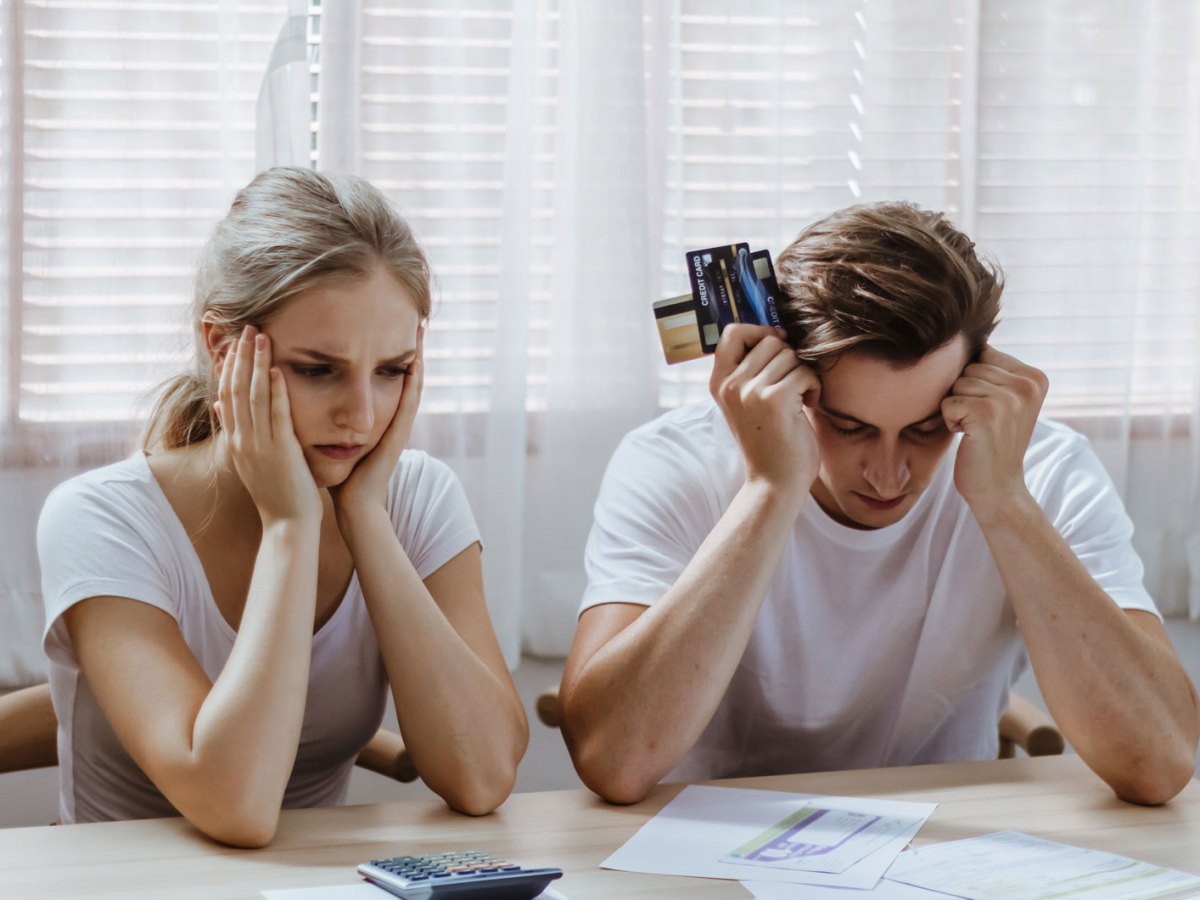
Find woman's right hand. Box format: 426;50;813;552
214;325;322;526
710;324;822;500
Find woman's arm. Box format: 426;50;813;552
64;518;319;846
331;339;526;814
63;326;324;847
338;518;527;815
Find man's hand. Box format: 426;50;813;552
332;329;424;520
709;324;821;499
941;344;1048;521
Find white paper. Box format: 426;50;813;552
601;784;935;889
888;831;1200;899
743;876;959;898
261;885;570;899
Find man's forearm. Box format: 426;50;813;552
562;480;804;802
979;491;1200;803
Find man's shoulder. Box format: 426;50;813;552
1024;417;1091;472
623;398;732;455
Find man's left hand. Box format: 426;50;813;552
941;344;1048;521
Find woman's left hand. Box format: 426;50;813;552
331;329;424;518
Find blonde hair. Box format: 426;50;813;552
775;201;1003;367
143;167;431;450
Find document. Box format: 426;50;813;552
887;831;1200;899
743;872;954;898
601;784;935;889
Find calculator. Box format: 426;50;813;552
357;850;563;899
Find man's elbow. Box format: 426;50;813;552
1108;748;1196;806
563;726;657;805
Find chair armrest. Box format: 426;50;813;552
535;687;560;728
998;692;1065;758
356;729;418;783
0;683;59;774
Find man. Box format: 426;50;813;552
559;201;1199;806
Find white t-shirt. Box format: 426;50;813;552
39;449;480;825
581;400;1159;783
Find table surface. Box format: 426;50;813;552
1;755;1197;899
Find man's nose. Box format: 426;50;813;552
864;441;910;498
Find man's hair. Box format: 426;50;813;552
774;201;1003;366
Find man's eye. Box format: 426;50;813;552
908;423;947;440
292;365;331;377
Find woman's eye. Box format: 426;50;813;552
379;366;409;379
292;365;331;378
830;423;865;438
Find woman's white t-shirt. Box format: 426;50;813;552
39;449;480;825
581;400;1160;783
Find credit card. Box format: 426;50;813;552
656;244;781;364
654;293;709;364
687;243;749;350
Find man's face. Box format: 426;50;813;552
805;335;969;529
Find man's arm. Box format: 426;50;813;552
560;325;819;804
944;346;1200;805
978;496;1198;804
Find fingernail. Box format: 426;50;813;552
255;334;265;350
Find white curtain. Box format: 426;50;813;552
3;1;1199;691
308;0;1200;652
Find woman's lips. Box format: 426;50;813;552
854;491;906;511
315;444;364;460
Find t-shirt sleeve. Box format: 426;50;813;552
580;426;720;614
387;452;482;580
38;474;180;671
1029;429;1161;619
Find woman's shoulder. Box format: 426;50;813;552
42;453;156;519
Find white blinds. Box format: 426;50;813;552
3;0;1197;430
8;0;283;425
352;1;557;414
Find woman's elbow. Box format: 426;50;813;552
188;801;280;848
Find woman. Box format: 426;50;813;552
37;167;528;846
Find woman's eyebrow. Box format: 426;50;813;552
290;347;417;365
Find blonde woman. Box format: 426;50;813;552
38;167;528;846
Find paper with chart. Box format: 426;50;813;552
601;784;935;889
723;803;924;874
887;831;1200;899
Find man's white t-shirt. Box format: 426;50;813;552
580;400;1159;783
39;449;480;825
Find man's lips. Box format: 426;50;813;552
314;444;364;460
854;491;906;511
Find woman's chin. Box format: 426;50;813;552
307;457;353;490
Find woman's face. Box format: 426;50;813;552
255;266;421;488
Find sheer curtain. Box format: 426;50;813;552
310;0;1200;654
3;1;1198;690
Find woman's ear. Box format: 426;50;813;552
201;312;230;365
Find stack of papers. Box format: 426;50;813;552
601;785;935;890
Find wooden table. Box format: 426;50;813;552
1;755;1197;898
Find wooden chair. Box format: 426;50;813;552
0;683;418;782
535;686;1065;758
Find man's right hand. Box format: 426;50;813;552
709;324;821;498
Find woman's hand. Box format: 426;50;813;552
214;324;322;526
331;329;425;519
